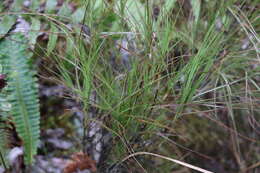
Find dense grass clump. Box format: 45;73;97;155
0;0;259;172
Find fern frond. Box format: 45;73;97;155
0;33;40;165
0;119;9;169
0;94;11;168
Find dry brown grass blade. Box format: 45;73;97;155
121;151;214;173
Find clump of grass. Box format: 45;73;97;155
39;0;259;172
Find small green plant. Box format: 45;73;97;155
0;33;40;166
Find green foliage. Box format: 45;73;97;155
118;0;145;31
11;0;24;12
0;0;256;172
0;33;40;165
0;95;11;168
46;0;57;13
176;23;223;116
0;127;9;168
28;17;41;46
58;2;72;18
191;0;201;25
30;0;41;11
72;7;86;23
0;16;16;38
47;23;59;55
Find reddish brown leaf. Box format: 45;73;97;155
63;152;97;173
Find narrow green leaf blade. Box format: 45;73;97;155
191;0;201;25
47;24;58;55
28;17;41;46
